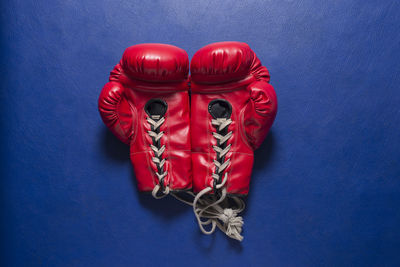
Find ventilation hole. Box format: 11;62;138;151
208;99;232;119
145;99;168;119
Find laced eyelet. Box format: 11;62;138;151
211;118;232;191
145;99;169;198
191;99;244;241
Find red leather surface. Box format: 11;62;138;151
98;44;191;192
121;43;189;83
190;42;277;195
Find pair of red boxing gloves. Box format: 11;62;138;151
98;42;277;241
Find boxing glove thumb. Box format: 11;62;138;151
244;80;277;150
98;81;133;144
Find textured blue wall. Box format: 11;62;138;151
1;0;399;266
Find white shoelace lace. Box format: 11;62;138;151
192;118;245;241
147;116;170;199
146;115;245;241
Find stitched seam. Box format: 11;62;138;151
166;106;171;187
239;107;253;150
130;149;191;155
126;97;137;145
142;110;155;186
191;151;254;156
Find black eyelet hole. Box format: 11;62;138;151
145;99;168;120
208;99;232;119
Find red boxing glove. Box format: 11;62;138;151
98;44;191;198
190;42;277;240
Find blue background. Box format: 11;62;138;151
1;0;399;266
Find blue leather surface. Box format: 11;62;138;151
1;1;399;266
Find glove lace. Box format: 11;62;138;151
147;116;170;199
193;118;245;241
